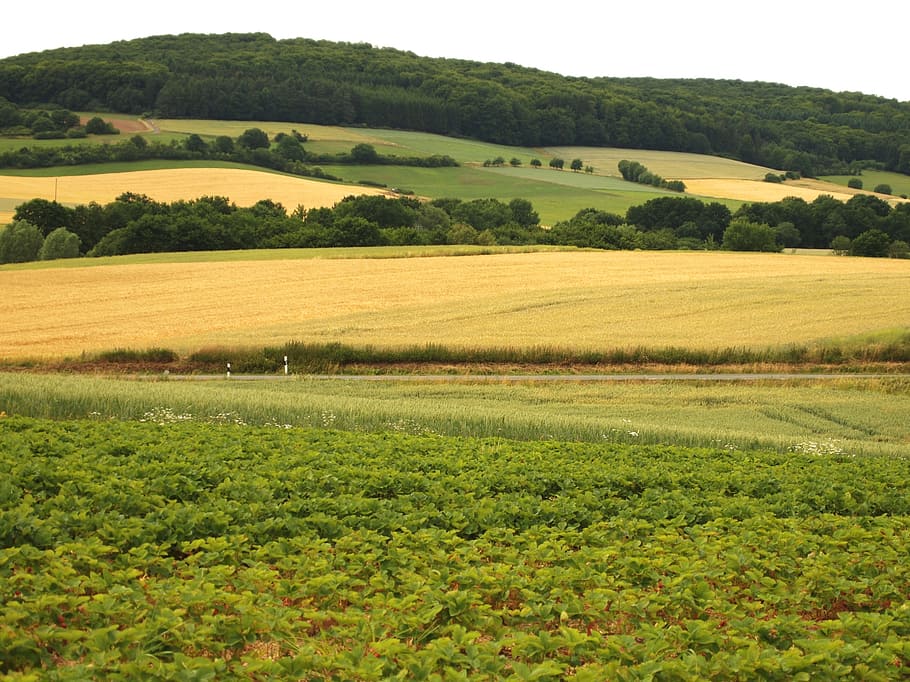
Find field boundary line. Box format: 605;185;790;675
146;373;900;382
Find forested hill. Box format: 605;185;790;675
2;32;910;176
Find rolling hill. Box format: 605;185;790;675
2;117;899;227
1;32;910;178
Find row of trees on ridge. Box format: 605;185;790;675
4;192;908;263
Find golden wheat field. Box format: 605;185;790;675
0;168;385;223
683;179;853;204
2;250;909;359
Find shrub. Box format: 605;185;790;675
874;183;892;195
0;220;44;263
847;178;863;189
237;127;270;149
84;116;118;135
830;235;851;255
850;229;891;257
888;240;909;259
38;227;81;260
447;223;479;245
722;219;782;252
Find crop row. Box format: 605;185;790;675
1;417;908;679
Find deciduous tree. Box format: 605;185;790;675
722;219;782;252
0;220;44;263
38;227;81;260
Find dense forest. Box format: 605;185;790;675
1;33;910;177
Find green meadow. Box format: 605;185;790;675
821;169;910;197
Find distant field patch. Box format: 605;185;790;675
0;168;385;215
1;251;908;359
822;169;910;198
542;146;774;180
684;178;856;203
79;115;150;134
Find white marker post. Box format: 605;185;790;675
284;355;289;375
227;362;231;379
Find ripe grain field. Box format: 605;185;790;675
0;167;385;222
2;250;908;360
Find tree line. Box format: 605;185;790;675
4;191;908;264
618;160;686;192
2;33;910;177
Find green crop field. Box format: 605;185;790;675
1;415;908;679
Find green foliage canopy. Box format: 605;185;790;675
722;219;783;252
0;219;44;263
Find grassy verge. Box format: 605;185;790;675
1;372;907;457
6;336;906;375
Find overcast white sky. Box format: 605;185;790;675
3;1;908;101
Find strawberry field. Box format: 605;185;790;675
1;417;908;680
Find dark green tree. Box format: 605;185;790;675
237;127;270;149
84;116;118;135
277;135;306;161
213;135;235;153
889;240;909;258
508;198;539;228
185;133;208;153
850;229;891;257
570;158;583;172
452;198;512;231
350;143;380;163
13;199;72;236
774;222;801;248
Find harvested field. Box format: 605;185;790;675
1;251;908;359
684;178;854;203
684;177;906;205
0;168;385;215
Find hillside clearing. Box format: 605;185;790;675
2;250;908;359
